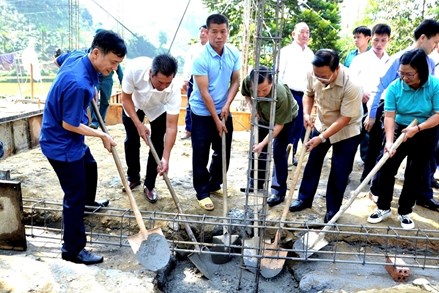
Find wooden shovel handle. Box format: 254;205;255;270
91;100;148;235
145;135;202;251
281;126;312;225
321;118;418;231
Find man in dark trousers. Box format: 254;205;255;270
40;30;126;264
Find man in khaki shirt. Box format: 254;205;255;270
289;49;363;223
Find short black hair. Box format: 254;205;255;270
90;29;126;58
206;14;229;29
312;49;340;71
372;23;391;37
199;25;207;30
249;65;273;85
399;48;429;87
414;19;439;40
353;26;371;37
151;53;178;77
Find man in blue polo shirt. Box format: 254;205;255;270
190;13;241;211
40;30;126;265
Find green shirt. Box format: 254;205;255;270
241;76;298;125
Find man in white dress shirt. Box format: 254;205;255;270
349;23;391;182
181;25;208;139
278;22;314;165
121;54;181;204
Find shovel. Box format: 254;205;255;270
243;122;261;270
91;101;170;271
260;126;312;279
146;136;217;279
211;131;239;264
293;119;417;259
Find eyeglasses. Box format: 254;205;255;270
397;71;418;79
313;72;333;83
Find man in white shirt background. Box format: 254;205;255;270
181;25;208;140
278;22;314;166
349;23;391;182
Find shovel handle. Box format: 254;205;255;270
320;118;418;231
91;100;148;235
280;126;312;225
145;135;202;251
221;131;228;220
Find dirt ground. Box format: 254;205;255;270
1;122;439;292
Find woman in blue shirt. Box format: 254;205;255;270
367;48;439;229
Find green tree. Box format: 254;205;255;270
201;0;341;69
356;0;439;55
158;31;168;49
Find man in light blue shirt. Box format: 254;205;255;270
190;13;241;211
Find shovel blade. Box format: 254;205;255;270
211;233;239;264
292;231;329;259
242;236;260;271
260;242;288;279
188;249;218;279
128;228;170;272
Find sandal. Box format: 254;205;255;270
198;197;214;211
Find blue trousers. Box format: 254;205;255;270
184;76;194;132
122;110;166;190
48;147;97;255
249;120;294;196
298;131;361;214
90;78;113;125
288;90;304;159
191;112;233;200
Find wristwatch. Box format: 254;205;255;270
318;133;326;143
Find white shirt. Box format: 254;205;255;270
349;49;390;110
122;57;181;121
182;41;206;81
430;50;439;78
278;41;314;92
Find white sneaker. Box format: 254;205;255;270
398;214;415;229
434;168;439;180
367;208;391;224
369;191;378;203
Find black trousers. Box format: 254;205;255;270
48;147;97;255
122;110;166;190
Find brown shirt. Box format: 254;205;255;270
305;66;363;143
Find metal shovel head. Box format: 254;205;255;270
292;231;329;259
260;241;288;279
210;232;239;264
128;228;171;272
242;236;260;271
188;248;218;279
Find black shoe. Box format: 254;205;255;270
144;186;158;203
239;186;264;193
417;198;439;211
122;180;141;192
324;211;336;223
289;199;312;212
267;194;285;207
431;180;439;189
62;249;103;265
85;199;110;212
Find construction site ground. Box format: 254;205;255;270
1;123;438;292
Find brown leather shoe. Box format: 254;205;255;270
122;180;141;192
144;186;158;203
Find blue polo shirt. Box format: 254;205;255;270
190;42;241;116
385;75;439;125
369;48;436;119
40;51;98;161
